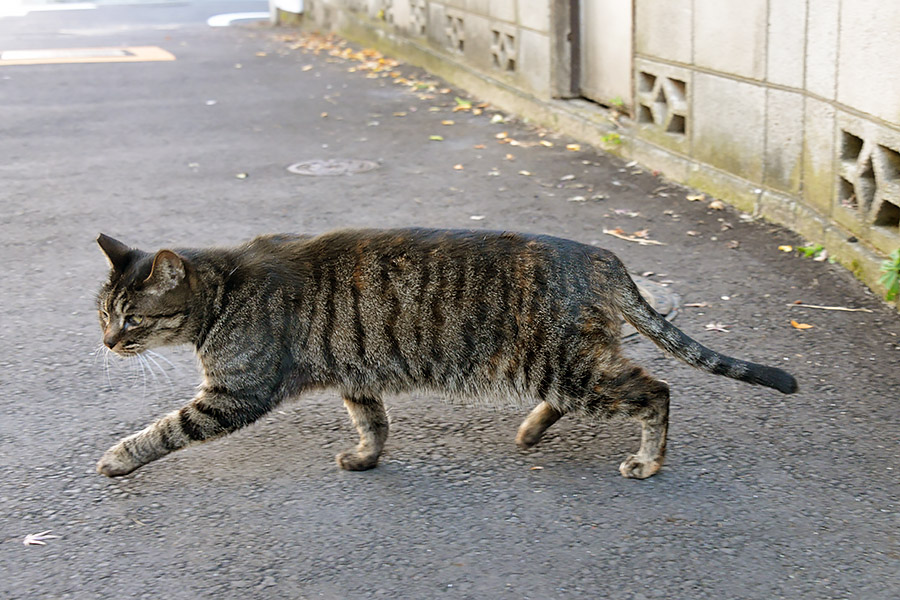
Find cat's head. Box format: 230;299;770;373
96;234;195;356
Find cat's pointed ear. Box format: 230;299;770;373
97;234;133;272
143;250;187;295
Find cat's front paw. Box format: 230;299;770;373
96;445;141;477
618;454;662;479
336;450;380;471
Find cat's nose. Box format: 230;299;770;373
103;329;119;349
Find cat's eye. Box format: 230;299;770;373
125;315;144;326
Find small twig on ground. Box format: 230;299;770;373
788;304;873;313
603;228;666;246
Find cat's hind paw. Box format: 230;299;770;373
618;455;662;479
336;450;380;471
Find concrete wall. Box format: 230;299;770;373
290;0;900;307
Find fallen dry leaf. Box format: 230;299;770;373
453;164;464;170
518;170;532;176
566;143;581;151
473;144;486;149
539;140;554;147
790;320;814;330
429;135;444;141
495;131;508;139
709;200;725;210
504;153;515;161
301;64;313;71
470;215;486;221
778;245;793;252
687;193;706;202
441;120;455;126
705;322;731;333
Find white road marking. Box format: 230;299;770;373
207;12;270;27
1;2;97;17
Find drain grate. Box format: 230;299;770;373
287;159;379;176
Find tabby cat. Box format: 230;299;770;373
95;228;796;480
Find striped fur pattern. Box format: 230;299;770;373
95;228;797;480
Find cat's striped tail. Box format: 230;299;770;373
614;271;798;395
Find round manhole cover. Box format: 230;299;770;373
287;159;379;176
622;275;681;338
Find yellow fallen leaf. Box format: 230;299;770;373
687;193;706;202
393;112;407;117
320;112;328;118
790;320;813;330
504;153;515;161
453;164;464;170
518;170;532;176
539;140;554;147
301;65;313;71
441;120;455;126
566;143;581;151
256;52;267;57
709;200;725;210
778;245;793;252
429;135;444;141
495;132;508;139
473;144;486;149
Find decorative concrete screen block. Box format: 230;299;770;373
445;9;465;53
837;0;900;124
634;0;692;64
766;0;806;88
835;114;900;253
764;89;804;193
634;59;690;154
409;0;426;36
517;0;550;33
490;23;517;72
805;0;839;99
693;73;765;183
693;0;766;80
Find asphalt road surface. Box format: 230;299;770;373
1;2;898;598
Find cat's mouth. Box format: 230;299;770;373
111;343;143;357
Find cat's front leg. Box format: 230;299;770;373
336;395;388;471
97;389;267;477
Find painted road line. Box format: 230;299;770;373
207;12;270;27
0;46;175;66
0;2;98;17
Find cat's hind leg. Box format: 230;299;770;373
515;401;565;449
337;395;388;471
580;363;670;479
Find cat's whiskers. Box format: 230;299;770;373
146;350;181;376
142;352;175;394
